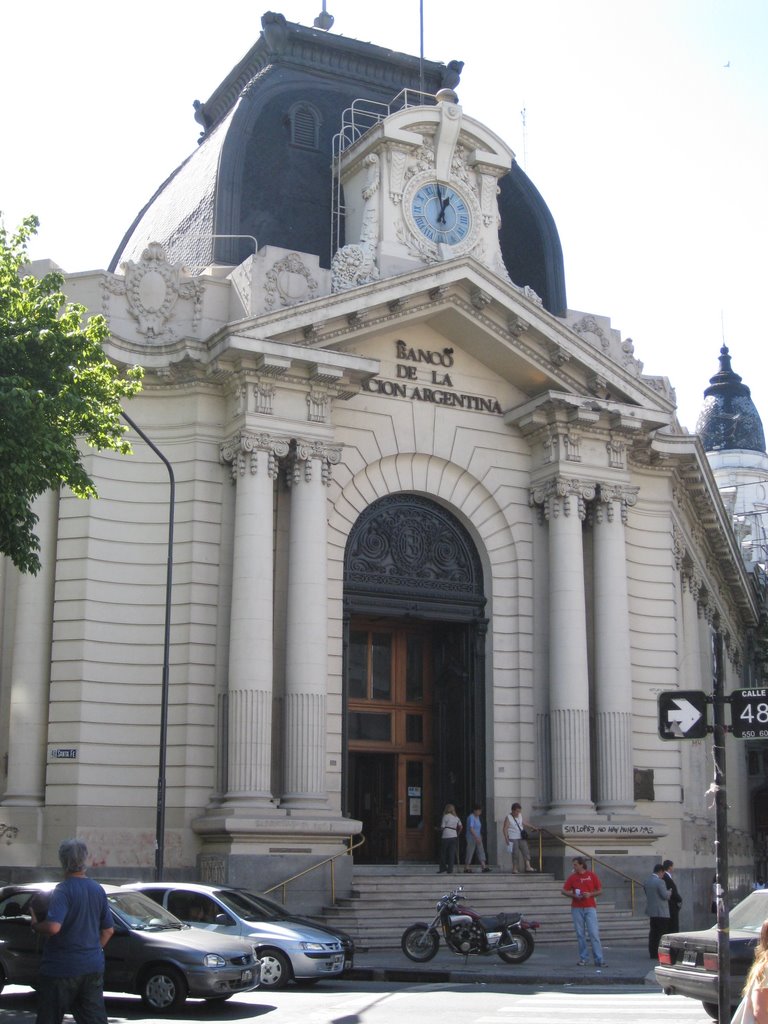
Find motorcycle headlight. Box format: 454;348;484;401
299;942;325;952
203;954;226;967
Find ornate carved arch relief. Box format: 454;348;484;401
344;493;485;618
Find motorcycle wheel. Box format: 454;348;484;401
401;925;440;962
497;928;534;964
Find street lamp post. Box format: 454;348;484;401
121;410;175;881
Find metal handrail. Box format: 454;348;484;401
263;834;366;906
530;823;644;914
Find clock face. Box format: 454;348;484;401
411;182;471;247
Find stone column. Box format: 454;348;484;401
2;488;58;806
220;431;288;811
593;484;637;813
280;440;340;810
531;477;595;813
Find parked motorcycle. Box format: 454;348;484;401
401;885;539;963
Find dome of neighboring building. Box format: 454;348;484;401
696;345;766;454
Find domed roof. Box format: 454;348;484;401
108;13;566;316
696;345;766;453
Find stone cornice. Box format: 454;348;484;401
652;431;758;627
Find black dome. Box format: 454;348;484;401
696;345;766;454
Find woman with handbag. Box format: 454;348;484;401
731;917;768;1023
503;802;536;873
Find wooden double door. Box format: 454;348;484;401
347;618;478;863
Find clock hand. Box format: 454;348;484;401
437;194;450;225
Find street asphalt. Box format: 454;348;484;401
348;938;659;986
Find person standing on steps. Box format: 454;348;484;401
562;855;606;970
464;804;490;873
437;803;462;874
503;802;536;872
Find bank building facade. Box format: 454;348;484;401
2;13;766;916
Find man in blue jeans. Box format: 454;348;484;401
562;855;606;970
30;838;114;1024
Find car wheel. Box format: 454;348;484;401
258;948;292;989
701;1004;719;1021
140;965;188;1011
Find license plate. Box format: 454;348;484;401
241;969;253;982
682;950;697;966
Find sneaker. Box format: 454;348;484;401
577;959;588;967
595;961;607;968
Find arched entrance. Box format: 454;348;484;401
343;494;487;863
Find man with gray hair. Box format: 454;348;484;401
30;838;114;1024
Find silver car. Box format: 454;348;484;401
122;882;351;989
0;883;260;1011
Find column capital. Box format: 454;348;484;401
286;438;343;487
529;475;596;521
221;431;290;482
593;483;639;524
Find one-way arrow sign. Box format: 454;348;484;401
658;690;709;740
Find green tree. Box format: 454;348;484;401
0;215;143;574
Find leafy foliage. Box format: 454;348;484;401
0;215;143;574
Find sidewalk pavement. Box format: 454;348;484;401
348;939;660;987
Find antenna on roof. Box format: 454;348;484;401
419;0;425;96
520;107;528;170
314;1;334;31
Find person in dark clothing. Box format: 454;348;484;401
643;863;671;959
662;859;682;933
30;838;114;1024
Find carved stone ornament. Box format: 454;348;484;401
104;242;204;342
285;439;342;486
332;153;381;293
345;493;484;602
331;243;380;292
529;476;597;522
264;253;318;310
221;431;290;482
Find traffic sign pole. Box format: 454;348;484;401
712;631;730;1024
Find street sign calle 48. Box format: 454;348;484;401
730;688;768;738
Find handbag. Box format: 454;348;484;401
520;828;529;841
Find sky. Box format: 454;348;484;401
3;0;768;432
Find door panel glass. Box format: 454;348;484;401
348;630;368;699
349;711;392;742
405;635;423;701
371;633;392;699
405;714;423;742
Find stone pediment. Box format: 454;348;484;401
229;258;676;425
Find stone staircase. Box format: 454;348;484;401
317;866;648;950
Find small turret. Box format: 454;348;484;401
696;345;766;453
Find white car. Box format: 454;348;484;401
122;882;353;989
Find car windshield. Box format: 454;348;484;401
108;891;186;931
728;891;768;933
214;889;291;922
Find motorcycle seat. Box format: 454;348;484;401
479;912;522;929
